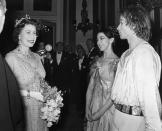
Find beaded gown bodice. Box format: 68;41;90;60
5;48;48;131
5;49;46;92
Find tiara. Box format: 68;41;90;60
15;14;31;27
15;14;50;32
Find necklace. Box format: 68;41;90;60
16;47;32;59
15;47;38;70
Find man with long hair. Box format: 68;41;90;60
111;5;162;131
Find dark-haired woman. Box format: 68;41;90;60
5;16;48;131
86;27;119;131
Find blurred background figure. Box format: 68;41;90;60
51;41;71;90
85;38;101;77
72;44;88;116
37;42;53;85
36;42;46;57
50;41;71;130
64;43;74;56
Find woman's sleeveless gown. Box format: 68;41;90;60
87;58;118;131
5;50;48;131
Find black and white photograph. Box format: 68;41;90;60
0;0;162;131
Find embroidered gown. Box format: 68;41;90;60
5;49;48;131
87;57;118;131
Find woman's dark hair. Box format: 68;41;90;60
12;17;40;43
120;5;151;41
98;26;128;57
98;26;119;50
99;26;119;42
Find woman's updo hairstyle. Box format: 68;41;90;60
12;15;40;43
98;26;120;45
98;26;120;52
98;26;128;57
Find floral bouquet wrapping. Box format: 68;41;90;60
40;78;64;127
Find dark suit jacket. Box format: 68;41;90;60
71;56;88;100
43;56;53;85
0;54;25;131
51;52;71;91
76;56;88;92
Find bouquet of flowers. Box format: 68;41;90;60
40;78;64;127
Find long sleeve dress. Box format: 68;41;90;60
5;49;48;131
111;43;162;131
86;57;118;131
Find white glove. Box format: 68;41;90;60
30;91;44;102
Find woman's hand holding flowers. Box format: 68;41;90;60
21;90;44;102
30;91;44;102
39;78;63;127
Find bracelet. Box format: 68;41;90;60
27;90;30;99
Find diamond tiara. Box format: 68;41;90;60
15;14;30;27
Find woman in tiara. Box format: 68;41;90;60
86;27;119;131
5;15;48;131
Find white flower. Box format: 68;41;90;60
47;99;57;108
47;121;53;127
40;79;63;127
41;106;48;112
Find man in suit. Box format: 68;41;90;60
50;41;71;130
86;38;100;69
51;41;71;92
0;0;25;130
36;42;54;85
86;38;101;79
74;44;88;116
